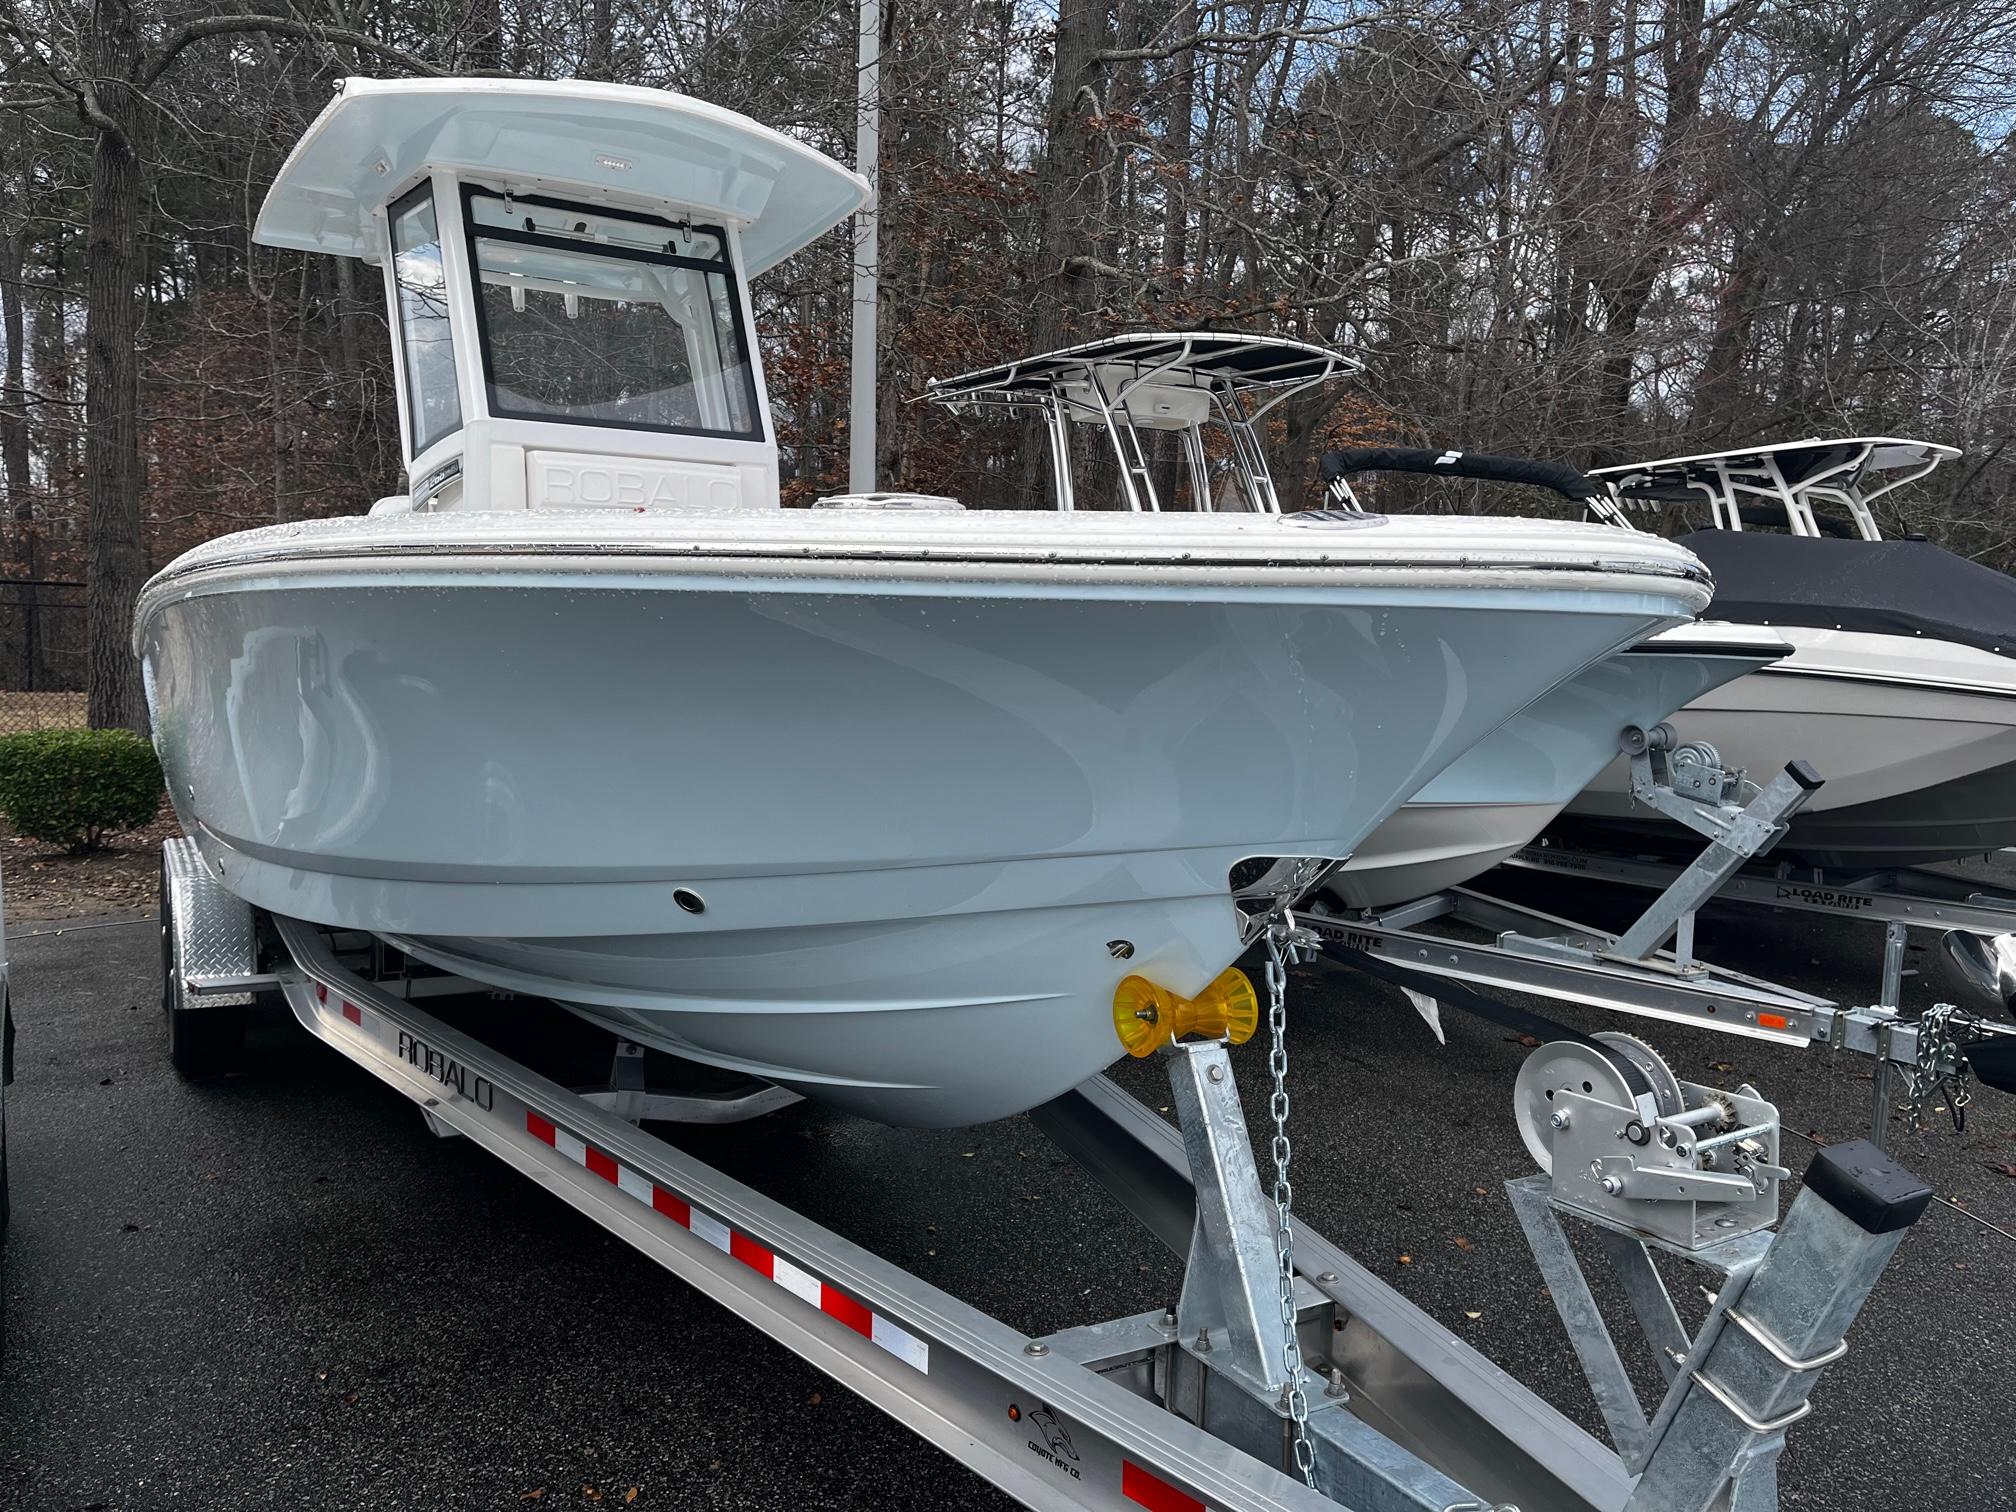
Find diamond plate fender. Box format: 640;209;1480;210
162;837;259;1009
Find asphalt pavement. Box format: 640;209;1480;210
2;869;2011;1510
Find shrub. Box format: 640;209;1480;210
0;727;165;854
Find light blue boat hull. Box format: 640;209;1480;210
1329;640;1784;907
142;561;1696;1123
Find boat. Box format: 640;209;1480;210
135;79;1716;1125
1562;437;2016;870
925;339;1781;908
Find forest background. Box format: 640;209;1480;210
3;0;2014;724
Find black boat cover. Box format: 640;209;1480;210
1680;529;2016;658
1319;447;1607;504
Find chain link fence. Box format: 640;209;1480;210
0;578;88;734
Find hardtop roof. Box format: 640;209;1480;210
254;76;870;276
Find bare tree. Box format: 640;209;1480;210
0;0;2012;727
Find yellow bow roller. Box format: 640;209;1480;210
1112;966;1260;1057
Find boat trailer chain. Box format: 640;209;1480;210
1265;911;1321;1485
1905;1003;1987;1133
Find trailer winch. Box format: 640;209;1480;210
1514;1033;1787;1249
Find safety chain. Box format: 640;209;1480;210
1265;913;1317;1486
1906;1003;1985;1133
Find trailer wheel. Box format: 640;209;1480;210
160;851;245;1080
168;997;246;1081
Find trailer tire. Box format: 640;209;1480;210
160;853;245;1080
168;998;246;1081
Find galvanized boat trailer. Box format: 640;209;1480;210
1309;726;2016;1153
1502;841;2016;1050
160;835;1958;1512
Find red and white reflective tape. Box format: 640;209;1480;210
316;981;375;1033
524;1110;929;1374
1122;1460;1207;1512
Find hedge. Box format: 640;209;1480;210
0;727;165;853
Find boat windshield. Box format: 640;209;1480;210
389;184;463;456
463;188;762;440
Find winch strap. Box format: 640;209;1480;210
1317;941;1655;1102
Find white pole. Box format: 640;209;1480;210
848;0;880;495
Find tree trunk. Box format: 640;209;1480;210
29;239;73;550
586;0;614;78
2;212;36;690
83;0;149;731
1;218;30;537
1695;250;1766;443
267;255;300;521
1023;0;1110;503
1030;0;1108;350
470;0;503;71
1160;0;1195;282
1149;12;1195;509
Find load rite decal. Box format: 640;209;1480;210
1772;882;1876;912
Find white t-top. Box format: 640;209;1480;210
253;75;870;275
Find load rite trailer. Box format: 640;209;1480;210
162;836;1956;1512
